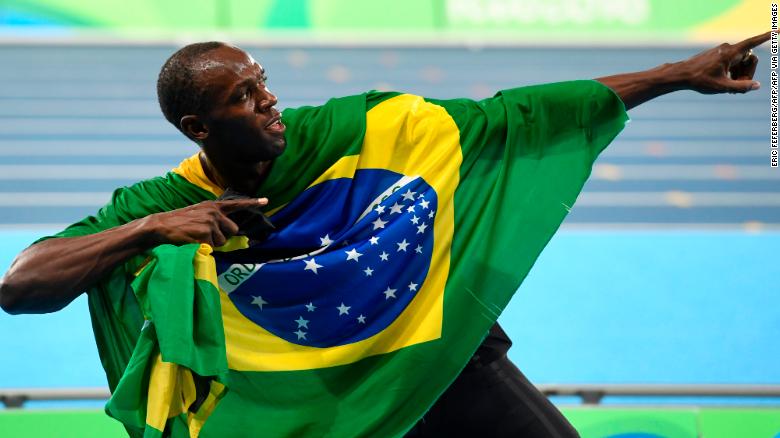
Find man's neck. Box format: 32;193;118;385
198;152;272;196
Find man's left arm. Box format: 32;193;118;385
596;31;771;110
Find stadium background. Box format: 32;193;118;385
0;0;778;436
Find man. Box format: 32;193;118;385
0;32;769;437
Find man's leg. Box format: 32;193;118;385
406;324;579;437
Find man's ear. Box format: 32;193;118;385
180;115;209;141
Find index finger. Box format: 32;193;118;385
217;198;268;212
733;31;773;52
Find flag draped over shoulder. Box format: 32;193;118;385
49;80;627;437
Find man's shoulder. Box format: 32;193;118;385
116;171;190;200
109;168;214;214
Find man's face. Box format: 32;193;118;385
193;45;286;163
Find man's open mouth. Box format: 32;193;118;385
265;115;286;134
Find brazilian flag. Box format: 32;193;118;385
48;80;627;437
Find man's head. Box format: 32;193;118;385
157;42;286;164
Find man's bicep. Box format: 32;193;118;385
427;81;629;167
424;95;511;170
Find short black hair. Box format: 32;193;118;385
157;41;226;135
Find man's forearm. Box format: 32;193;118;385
595;62;687;111
595;32;768;110
0;219;156;314
0;197;266;315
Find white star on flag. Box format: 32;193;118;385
294;316;309;329
428;210;435;219
304;258;323;274
416;223;428;234
345;248;363;262
305;302;316;312
357;315;366;324
294;329;307;340
383;287;397;299
319;234;333;246
419;199;430;209
337;303;351;315
406;205;416;213
379;251;389;261
410;215;420;225
369;236;380;245
363;266;374;276
251;295;268;309
397;239;409;252
372;217;388;230
389;202;404;214
408;282;418;292
374;204;386;214
415;245;423;254
402;189;417;201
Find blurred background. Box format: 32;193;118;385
0;0;778;437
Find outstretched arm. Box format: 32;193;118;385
596;31;770;110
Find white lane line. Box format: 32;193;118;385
0;165;171;179
560;223;780;232
0;119;174;135
602;141;768;157
593;165;780;180
0;192;113;206
0;141;192;156
0;224;69;230
577;192;780;207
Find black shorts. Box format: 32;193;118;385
405;327;580;438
